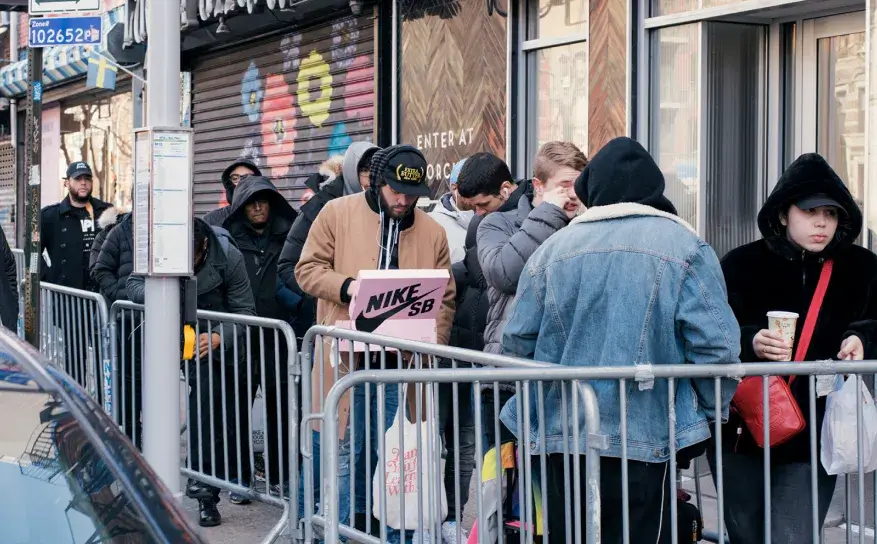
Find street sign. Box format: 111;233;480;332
28;16;102;48
29;0;100;15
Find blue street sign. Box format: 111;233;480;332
28;16;102;48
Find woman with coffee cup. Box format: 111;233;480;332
710;153;877;542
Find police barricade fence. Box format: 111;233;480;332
109;299;298;544
299;324;877;544
11;247;24;337
39;282;112;414
298;325;603;544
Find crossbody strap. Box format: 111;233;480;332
790;259;834;383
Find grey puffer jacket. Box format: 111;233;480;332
477;192;571;357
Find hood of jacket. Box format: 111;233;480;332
433;192;474;230
223;175;298;233
757;153;862;260
341;141;379;196
97;206;129;230
221;159;263;203
574;136;677;215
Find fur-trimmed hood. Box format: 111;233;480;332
318;155;344;187
97;206;129;230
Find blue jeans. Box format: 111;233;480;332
301;382;423;543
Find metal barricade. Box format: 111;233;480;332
300;325;877;544
298;325;604;544
39;282;112;414
109;300;298;544
11;247;24;337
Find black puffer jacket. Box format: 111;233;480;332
719;153;877;463
203;159;263;227
92;212;133;304
88;206;124;271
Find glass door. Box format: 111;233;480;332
799;11;867;245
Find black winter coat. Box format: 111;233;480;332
41;196;112;290
440;214;489;368
222;176;297;322
0;229;18;329
91;213;134;304
718;153;877;463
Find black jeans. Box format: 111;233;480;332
119;329;142;449
544;454;671;543
250;336;292;490
437;382;476;522
186;353;252;499
481;386;516;452
707;448;837;543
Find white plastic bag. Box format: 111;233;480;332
821;376;877;475
373;383;448;530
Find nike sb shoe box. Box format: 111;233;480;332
334;268;450;352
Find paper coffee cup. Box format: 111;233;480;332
767;311;799;360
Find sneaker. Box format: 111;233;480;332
229;478;252;505
411;529;432;544
441;521;468;544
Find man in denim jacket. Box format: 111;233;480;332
500;137;741;542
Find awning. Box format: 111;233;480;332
0;45;93;98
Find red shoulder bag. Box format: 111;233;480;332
732;259;833;448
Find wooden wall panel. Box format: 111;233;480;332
588;0;628;156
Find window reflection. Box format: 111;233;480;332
532;42;588;159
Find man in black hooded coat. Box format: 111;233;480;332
222;176;299;502
203;159;262;227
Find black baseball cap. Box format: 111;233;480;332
381;145;430;198
66;161;93;179
796;193;843;212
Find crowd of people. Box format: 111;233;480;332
22;135;877;543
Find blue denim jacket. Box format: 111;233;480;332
500;203;741;463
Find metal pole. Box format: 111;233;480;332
23;42;43;348
143;1;182;494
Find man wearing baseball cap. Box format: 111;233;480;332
41;161;112;290
295;144;455;540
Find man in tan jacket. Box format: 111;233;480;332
295;144;455;539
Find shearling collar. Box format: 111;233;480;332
570;202;697;235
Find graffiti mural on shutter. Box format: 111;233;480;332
191;13;376;215
399;0;507;196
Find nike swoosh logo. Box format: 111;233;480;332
354;286;442;333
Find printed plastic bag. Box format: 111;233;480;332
373;383;447;530
821;376;877;475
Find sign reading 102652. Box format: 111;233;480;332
29;16;102;48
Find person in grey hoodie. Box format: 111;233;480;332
276;141;379;322
203;159;263;227
429;158;474;263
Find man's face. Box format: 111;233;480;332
66;174;93;203
467;181;512;216
379;184;419;220
452;186;473;212
229;165;256;186
358;170;370;189
193;239;208;268
535;165;583;218
244;198;271;228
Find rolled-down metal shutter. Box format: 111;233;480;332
191;13;376;215
0;141;15;245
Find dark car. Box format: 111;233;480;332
0;326;205;543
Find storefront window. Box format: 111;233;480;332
529;0;587;40
531;42;588;154
60;94;133;209
650;23;700;229
651;0;751;17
